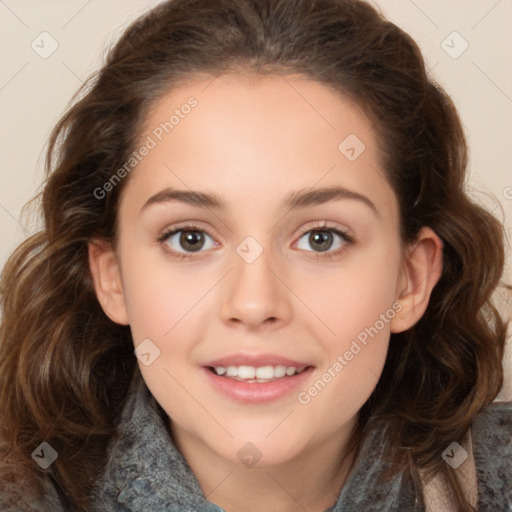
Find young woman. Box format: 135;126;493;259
1;0;510;511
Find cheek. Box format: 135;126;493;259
304;241;401;338
117;242;205;345
294;245;400;411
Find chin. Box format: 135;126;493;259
210;432;308;468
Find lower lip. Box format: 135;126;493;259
201;366;315;403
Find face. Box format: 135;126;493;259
90;72;440;469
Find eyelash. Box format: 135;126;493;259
157;221;354;261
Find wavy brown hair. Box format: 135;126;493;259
0;0;509;510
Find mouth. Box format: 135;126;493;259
201;359;315;403
207;364;309;383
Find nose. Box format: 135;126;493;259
219;243;292;331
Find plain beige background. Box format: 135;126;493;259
0;0;511;399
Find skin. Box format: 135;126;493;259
89;73;443;512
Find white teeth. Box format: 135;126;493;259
226;366;238;377
212;365;307;380
238;366;256;379
255;366;274;379
274;365;287;378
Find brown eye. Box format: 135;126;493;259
179;230;205;252
308;230;334;252
160;227;217;255
296;227;351;256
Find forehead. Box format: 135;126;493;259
121;73;397;222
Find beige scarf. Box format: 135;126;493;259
421;429;478;511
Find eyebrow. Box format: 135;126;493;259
140;185;378;216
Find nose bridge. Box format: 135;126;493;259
219;234;291;328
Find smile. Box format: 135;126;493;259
211;364;307;382
202;362;314;403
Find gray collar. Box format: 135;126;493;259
91;370;511;511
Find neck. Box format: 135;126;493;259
170;419;359;512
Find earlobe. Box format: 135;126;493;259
390;227;443;333
88;239;129;325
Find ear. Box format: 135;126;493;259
390;227;443;333
88;239;129;325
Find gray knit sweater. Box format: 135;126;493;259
2;370;511;511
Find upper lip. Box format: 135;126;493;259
203;353;313;368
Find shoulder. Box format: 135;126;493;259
0;475;67;512
472;400;512;452
471;400;512;510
